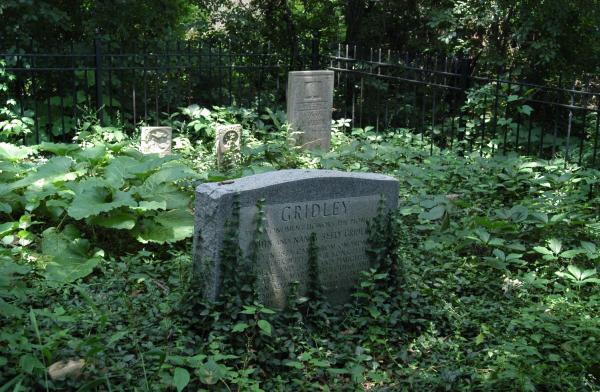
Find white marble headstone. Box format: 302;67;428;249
140;127;172;157
215;124;242;166
287;71;334;151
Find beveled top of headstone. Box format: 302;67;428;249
196;169;396;199
288;70;335;76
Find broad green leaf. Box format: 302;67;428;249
0;143;34;162
492;248;505;260
0;257;31;288
475;229;491;243
0;222;17;237
566;264;582;280
137;182;191;210
475;333;485;345
67;180;136;220
419;205;445;221
533;246;553;255
284;360;303;369
560;249;583;259
580;269;597;280
548;238;562;255
240;305;257;314
133;200;167;212
19;354;43;374
350;364;365;384
126;153;174;176
0;202;11;214
173;368;190;392
259;307;276;314
89;212;136;230
41;227;102;284
37;142;80;155
232;323;249;332
198;359;223;385
257;319;272;336
508;205;528;222
581;241;597;255
142;163;197;188
134;209;194;244
73;144;108;163
106;331;129;346
0;298;24;317
531;212;548;224
7;156;75;191
311;359;330;367
519;104;533;115
104;156;139;188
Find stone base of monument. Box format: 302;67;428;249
193;169;399;309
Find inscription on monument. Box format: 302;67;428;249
239;196;380;308
287;71;334;150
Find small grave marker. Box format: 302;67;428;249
287;71;334;151
193;169;399;309
140;126;172;157
215;124;242;167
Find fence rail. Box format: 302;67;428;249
1;33;322;143
1;37;599;168
330;44;600;167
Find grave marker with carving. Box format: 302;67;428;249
215;124;242;167
140;127;172;157
287;71;334;151
193;169;399;309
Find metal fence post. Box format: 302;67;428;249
94;29;104;125
456;57;471;154
311;31;320;70
458;57;471;104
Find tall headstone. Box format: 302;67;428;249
287;71;334;151
140;126;172;157
193;169;399;309
215;124;242;167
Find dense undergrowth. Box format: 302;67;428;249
1;106;600;391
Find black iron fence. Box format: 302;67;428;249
330;44;600;167
0;33;322;143
1;36;600;168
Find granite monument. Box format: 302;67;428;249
193;169;399;309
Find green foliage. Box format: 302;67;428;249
41;226;103;285
0;135;199;289
1;106;599;390
0;61;34;143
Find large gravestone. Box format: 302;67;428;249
140;126;172;157
287;71;334;151
193;169;399;309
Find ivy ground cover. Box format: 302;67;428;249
1;110;599;391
